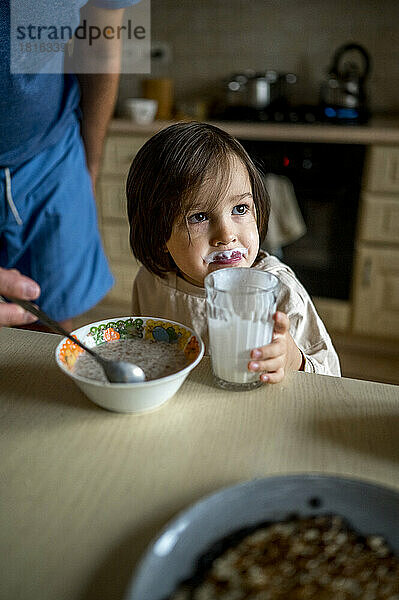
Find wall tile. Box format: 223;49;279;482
121;0;399;113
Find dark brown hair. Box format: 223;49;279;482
126;121;270;277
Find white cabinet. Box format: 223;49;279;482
101;135;149;176
96;135;149;306
312;298;350;333
364;146;399;193
352;146;399;339
359;193;399;244
352;246;399;338
97;179;128;221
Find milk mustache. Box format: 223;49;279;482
205;268;279;389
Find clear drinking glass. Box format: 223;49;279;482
205;268;280;390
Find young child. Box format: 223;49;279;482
126;122;340;383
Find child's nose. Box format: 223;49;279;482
210;221;237;246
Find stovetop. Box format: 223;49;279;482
214;104;369;126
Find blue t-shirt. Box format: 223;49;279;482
0;0;140;167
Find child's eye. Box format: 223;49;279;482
232;204;249;215
187;212;208;224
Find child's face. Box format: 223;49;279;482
166;157;259;287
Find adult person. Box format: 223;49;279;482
0;0;140;332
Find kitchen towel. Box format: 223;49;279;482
261;174;306;253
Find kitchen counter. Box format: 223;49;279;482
109;114;399;144
1;326;398;600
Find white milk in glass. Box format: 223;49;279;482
205;268;279;390
207;314;275;384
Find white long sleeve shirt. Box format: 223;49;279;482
132;251;341;376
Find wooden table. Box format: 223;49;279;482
1;327;398;600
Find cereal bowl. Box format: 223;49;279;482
125;475;399;600
55;316;204;413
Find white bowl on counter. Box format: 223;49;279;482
123;98;158;124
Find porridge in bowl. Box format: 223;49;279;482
73;337;189;383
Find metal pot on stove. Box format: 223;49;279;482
226;70;297;110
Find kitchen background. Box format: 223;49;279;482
118;0;399;116
81;0;399;386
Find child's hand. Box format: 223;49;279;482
248;311;303;383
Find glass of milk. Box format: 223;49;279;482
204;268;279;390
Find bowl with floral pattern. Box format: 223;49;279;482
55;316;205;413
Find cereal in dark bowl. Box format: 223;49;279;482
168;515;399;599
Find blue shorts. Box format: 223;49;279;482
0;121;114;321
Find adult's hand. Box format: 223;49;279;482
0;268;41;327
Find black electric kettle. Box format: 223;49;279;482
320;43;371;120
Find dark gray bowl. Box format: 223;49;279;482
125;474;399;600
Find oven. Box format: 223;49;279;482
239;139;366;300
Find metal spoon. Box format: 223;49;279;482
2;296;146;384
